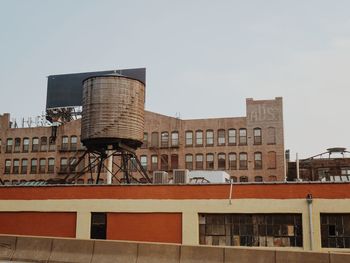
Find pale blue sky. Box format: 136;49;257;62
1;0;350;158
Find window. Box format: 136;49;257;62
199;213;303;247
14;138;21;152
140;155;147;170
70;136;78;151
48;158;55;173
268;151;277;169
206;153;214;170
40;137;48;151
61;136;68;150
254;128;262;145
151;155;158;171
141;133;148;148
21;159;28;174
185;131;193;146
228;153;237;170
185;154;193;170
171;131;179;147
151;132;159;148
49;137;56;151
196;130;203;146
5;159;11;174
228;129;236;145
23;138;29;152
32;137;39;152
254;152;262;169
195;154;204;170
69;157;77;172
11;159;19;174
239;129;247;145
206;130;214;146
160;154;168;170
30;159;37;174
161;132;169;148
60;158;68;172
217;129;225;146
6;138;13;153
171;154;178;169
255;176;263;182
321;214;350;248
91;212;106;240
239;153;248;169
231;176;237;182
267;127;276;145
240;176;248;182
218;153;226;170
39;158;46;173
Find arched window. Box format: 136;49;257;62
254;152;262;169
253;128;262;145
13;159;19;174
268;151;277;169
32;137;39;152
4;159;11;174
231;176;238;182
14;138;21;152
239;129;247;145
206;153;214;170
218;153;226;170
21;159;28;174
39;158;46;173
6;138;13;153
267;127;276;145
196;130;203;146
228;153;237;170
206;130;214;146
40;137;48;151
217;129;225;146
185;131;193;146
255;176;263;182
23;138;30;152
161;132;169;148
171;154;178;169
30;158;37;174
151;132;159;147
239;153;248;169
151;155;158;170
195;154;204;170
240;176;248;182
228;129;236;145
185;154;193;170
171;131;179;147
160;154;168;170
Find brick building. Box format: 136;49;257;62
0;97;284;184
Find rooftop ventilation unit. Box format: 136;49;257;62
173;169;189;184
153;171;169;184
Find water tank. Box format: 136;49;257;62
81;74;145;149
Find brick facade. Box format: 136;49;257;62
0;97;284;184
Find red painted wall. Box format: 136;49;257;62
0;212;76;238
107;213;182;244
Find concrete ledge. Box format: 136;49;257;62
276;250;329;263
180;245;224;263
138;243;180;263
330;252;350;263
12;236;52;262
91;240;137;263
0;236;16;260
49;239;94;263
225;247;275;263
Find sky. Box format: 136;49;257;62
0;0;349;159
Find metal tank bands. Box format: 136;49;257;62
81;75;145;150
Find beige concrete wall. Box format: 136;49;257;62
0;235;349;263
0;198;350;253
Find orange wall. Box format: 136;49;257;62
0;184;350;200
107;213;182;244
0;212;76;238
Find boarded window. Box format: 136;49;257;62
268;151;277;169
267;127;276;145
199;213;303;247
171;154;178;169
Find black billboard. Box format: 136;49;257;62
46;68;146;109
